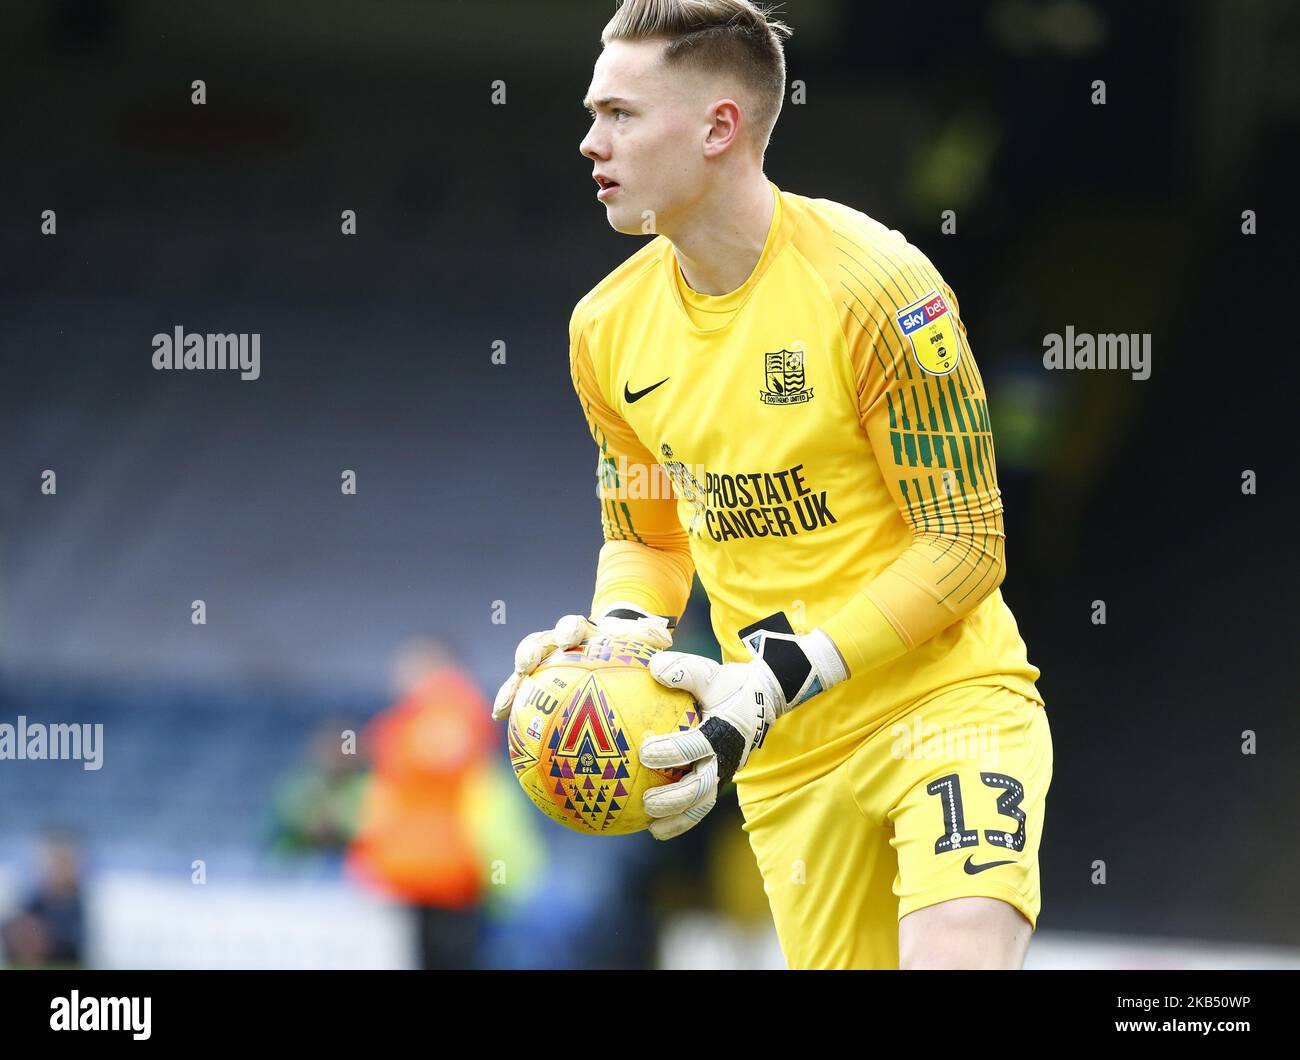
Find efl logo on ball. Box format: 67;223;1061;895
507;635;699;835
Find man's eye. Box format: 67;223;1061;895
614;109;628;118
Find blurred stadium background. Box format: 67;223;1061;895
1;0;1296;969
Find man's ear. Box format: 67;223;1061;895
704;98;743;156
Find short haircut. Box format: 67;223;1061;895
601;0;792;154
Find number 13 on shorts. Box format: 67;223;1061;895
887;689;1052;929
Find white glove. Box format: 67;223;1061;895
638;627;847;840
491;602;674;720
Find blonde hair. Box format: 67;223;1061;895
602;0;792;152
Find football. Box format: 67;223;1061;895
507;634;700;834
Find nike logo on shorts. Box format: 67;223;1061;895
963;855;1015;874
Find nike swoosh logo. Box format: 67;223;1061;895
963;855;1015;875
624;377;669;403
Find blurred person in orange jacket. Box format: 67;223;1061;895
346;637;498;969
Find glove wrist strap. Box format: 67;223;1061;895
802;628;849;690
596;601;676;632
754;628;849;714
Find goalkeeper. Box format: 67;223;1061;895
493;0;1052;971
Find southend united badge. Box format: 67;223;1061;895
895;290;961;375
759;349;814;405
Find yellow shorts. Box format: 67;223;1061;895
737;683;1053;969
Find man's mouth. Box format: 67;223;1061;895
595;175;621;200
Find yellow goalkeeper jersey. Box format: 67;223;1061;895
569;181;1042;802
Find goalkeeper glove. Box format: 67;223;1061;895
491;602;674;720
638;623;848;840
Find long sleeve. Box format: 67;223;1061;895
569;308;695;622
822;245;1005;676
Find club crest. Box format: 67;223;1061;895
760;349;814;405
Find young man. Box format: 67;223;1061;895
493;0;1052;970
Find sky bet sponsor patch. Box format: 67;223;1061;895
895;290;961;375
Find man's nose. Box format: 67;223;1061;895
580;127;607;161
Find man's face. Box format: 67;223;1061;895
580;39;712;235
